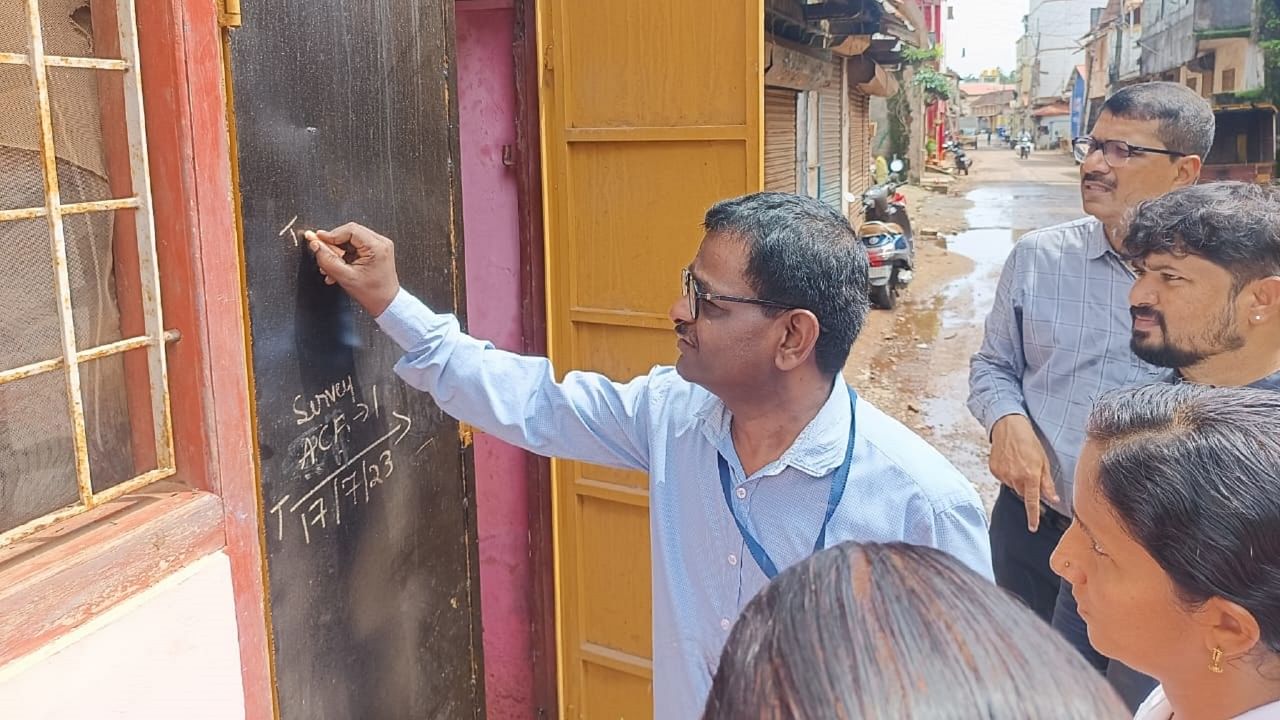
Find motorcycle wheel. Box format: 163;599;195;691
870;270;899;310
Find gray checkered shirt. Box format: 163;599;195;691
968;216;1163;515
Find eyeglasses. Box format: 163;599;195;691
681;268;797;321
1072;136;1187;167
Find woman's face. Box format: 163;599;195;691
1049;440;1202;677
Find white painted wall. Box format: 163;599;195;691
1027;0;1108;100
1038;115;1074;148
1116;14;1143;80
0;551;246;720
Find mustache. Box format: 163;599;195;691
1082;172;1117;190
1130;306;1162;323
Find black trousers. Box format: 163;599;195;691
989;484;1069;623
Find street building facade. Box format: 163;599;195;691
1075;0;1277;179
1020;0;1277;182
1137;0;1275;182
961;84;1018;134
1015;0;1108;132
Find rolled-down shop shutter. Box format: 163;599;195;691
848;86;872;219
764;86;798;192
818;65;843;210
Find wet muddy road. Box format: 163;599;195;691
843;146;1083;510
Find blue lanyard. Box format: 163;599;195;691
717;385;857;580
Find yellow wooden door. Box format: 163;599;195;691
536;3;764;716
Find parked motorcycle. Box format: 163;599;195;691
857;159;914;310
945;140;972;175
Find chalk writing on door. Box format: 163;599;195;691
269;376;414;545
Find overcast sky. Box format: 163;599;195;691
943;0;1026;78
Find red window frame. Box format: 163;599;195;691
0;0;270;717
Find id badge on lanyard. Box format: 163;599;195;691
717;385;857;580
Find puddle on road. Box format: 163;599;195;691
939;183;1083;329
918;182;1084;505
962;184;1079;230
941;228;1015;330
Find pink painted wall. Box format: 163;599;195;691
454;2;536;718
0;552;245;719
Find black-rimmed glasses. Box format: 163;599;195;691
1072;136;1187;167
681;268;797;320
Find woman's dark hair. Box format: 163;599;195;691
1087;383;1280;655
703;192;868;376
703;542;1128;720
1122;181;1280;293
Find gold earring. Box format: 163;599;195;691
1210;647;1224;673
1063;560;1071;569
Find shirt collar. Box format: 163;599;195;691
1250;368;1280;392
698;380;852;480
1087;220;1143;278
1085;219;1114;261
1165;367;1280;391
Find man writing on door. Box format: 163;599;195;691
306;192;990;718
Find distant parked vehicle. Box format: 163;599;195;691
945;140;972;175
856;159;914;310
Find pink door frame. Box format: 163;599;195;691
455;1;556;717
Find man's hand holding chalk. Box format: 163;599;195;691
306;224;401;317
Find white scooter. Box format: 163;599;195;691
853;159;914;310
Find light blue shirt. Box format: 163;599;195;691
377;289;992;719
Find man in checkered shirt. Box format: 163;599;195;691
968;81;1215;709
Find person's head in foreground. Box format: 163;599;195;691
1123;182;1280;379
703;542;1128;720
1052;384;1280;719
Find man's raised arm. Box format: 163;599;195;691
307;224;654;471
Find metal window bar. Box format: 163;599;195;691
0;0;177;547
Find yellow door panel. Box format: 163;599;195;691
578;494;653;658
583;662;654;720
538;1;764;715
574;324;677;377
560;4;752;129
567;142;750;313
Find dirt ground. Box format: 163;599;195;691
842;145;1083;510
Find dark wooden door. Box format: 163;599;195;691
227;2;485;718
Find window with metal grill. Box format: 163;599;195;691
0;0;176;545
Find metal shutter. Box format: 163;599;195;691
818;69;843;210
848;87;872;218
764;86;798;192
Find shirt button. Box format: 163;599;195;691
735;487;747;499
728;554;738;566
720;618;731;631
